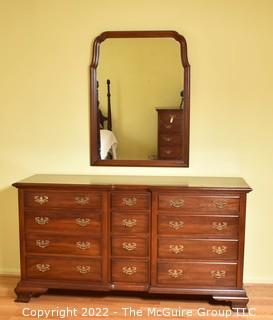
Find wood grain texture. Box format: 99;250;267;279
111;212;149;234
157;238;238;260
26;256;102;281
25;211;102;235
112;236;149;257
157;262;237;287
12;174;251;190
13;175;251;310
111;192;150;210
158;194;240;213
24;190;102;209
26;233;101;256
111;260;149;284
157;214;239;237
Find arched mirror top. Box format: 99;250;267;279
90;30;190;167
91;30;190;69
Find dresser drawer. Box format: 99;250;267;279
112;237;149;257
26;234;101;256
159;121;182;133
159;112;183;134
25;211;101;234
159;134;182;146
111;192;150;210
159;146;182;159
158;239;238;260
157;262;237;287
158;194;240;213
158;215;239;238
112;260;148;283
158;110;183;122
24;191;102;209
26;257;102;282
111;212;149;234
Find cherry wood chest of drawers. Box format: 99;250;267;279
13;175;251;311
157;108;183;160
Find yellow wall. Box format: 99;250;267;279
0;0;273;283
98;38;182;159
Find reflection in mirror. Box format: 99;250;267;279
90;31;190;167
97;38;183;160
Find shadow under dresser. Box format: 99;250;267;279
13;174;251;311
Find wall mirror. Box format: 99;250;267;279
90;31;190;167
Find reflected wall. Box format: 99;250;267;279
97;38;183;160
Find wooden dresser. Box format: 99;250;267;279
13;175;251;311
156;108;183;160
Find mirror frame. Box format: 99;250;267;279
90;30;190;167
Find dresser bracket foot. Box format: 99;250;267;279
15;293;32;303
212;294;249;313
15;282;48;303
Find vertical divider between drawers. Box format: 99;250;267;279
150;191;158;286
102;190;111;286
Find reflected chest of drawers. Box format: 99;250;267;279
13;175;251;311
156;108;184;160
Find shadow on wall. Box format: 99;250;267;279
0;187;20;274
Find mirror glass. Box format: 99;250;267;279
97;38;183;160
90;31;190;167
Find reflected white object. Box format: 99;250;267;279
100;129;118;159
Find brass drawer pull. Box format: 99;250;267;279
35;217;49;225
213;200;228;209
212;222;228;231
36;240;50;248
122;266;136;276
122;197;137;206
163;137;172;142
36;264;50;272
122;218;137;228
170;199;184;208
122;242;136;251
169;244;184;254
75;218;90;227
165;149;172;155
212;245;227;255
168;269;183;278
75;196;89;205
76;265;91;274
211;270;226;279
76;241;91;250
169;220;184;230
34;195;48;205
165;124;172;129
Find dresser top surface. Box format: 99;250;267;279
13;174;251;190
156;108;183;111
